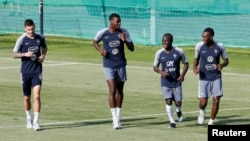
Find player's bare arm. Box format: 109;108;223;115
153;66;169;78
124;40;134;52
178;63;189;82
193;58;199;75
13;51;34;58
120;31;134;52
38;46;47;63
217;58;229;71
93;40;107;56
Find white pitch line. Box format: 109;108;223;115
0;58;249;77
0;107;250;129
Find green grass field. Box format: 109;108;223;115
0;34;250;141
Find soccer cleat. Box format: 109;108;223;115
177;116;183;122
112;121;119;129
198;113;205;124
26;119;33;129
208;120;214;125
176;111;183;122
33;122;41;131
117;119;121;129
168;123;176;129
112;122;119;129
112;119;121;130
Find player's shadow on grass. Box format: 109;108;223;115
216;115;250;125
40;117;157;130
181;115;249;127
117;117;159;129
40;120;111;130
38;115;250;131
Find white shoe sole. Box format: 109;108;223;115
33;124;41;131
112;120;121;129
208;121;214;125
26;119;33;129
198;115;205;124
177;117;183;122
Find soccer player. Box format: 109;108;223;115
193;27;229;125
93;13;134;129
13;19;47;131
153;33;189;128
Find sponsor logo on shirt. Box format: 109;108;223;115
205;64;216;70
207;56;214;62
166;61;174;67
109;40;120;47
112;48;119;55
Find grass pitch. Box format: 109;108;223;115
0;34;250;141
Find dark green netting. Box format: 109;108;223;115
1;0;250;47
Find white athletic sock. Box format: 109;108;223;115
33;112;39;123
166;104;175;123
116;107;121;120
200;109;206;116
25;110;32;120
110;108;117;121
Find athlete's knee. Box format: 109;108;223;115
33;94;40;101
212;96;220;104
212;100;220;107
175;101;182;107
199;99;208;108
24;95;31;101
165;99;172;105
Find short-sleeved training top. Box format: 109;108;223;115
153;47;188;88
13;33;47;74
94;28;132;68
194;41;228;80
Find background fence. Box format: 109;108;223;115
0;0;250;47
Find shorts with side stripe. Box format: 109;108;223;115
198;78;223;98
21;73;42;96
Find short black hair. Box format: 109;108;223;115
163;33;173;41
203;27;214;36
24;19;35;26
109;13;120;20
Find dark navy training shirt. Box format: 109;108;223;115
94;28;132;68
153;47;188;88
13;33;47;74
194;41;228;80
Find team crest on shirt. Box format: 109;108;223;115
173;54;177;59
214;49;218;54
37;39;40;45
